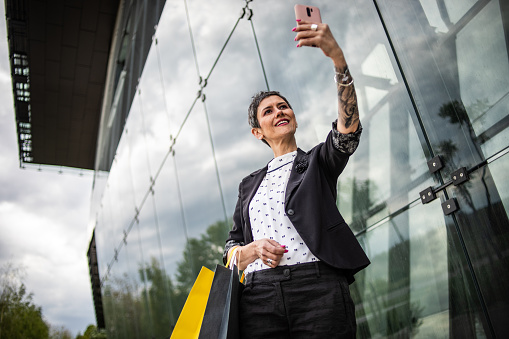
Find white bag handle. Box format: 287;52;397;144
228;247;239;270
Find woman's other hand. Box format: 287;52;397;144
232;239;287;271
292;20;347;71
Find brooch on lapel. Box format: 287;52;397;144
295;159;308;174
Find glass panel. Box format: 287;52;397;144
420;0;478;33
445;151;509;338
89;170;109;234
352;197;487;338
95;204;112;279
102;228;152;339
95;133;136;279
135;194;173;339
455;1;509;159
139;0;198;160
172;102;225;239
377;0;509;172
125;92;153;207
377;0;509;336
136;47;172;176
195;16;273;209
187;0;243;78
151;155;191;327
487;152;509;215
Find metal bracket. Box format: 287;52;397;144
451;167;469;185
419;187;436;204
427;155;443;173
442;198;459;215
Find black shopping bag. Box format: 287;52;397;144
198;264;244;339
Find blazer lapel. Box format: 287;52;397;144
285;148;309;206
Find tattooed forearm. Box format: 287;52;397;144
337;81;359;129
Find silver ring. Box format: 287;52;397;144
267;259;273;265
311;24;318;31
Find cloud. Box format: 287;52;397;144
0;174;95;334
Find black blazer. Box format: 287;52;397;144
226;128;370;283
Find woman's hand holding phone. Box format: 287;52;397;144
293;5;347;70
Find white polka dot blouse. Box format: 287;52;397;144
245;150;319;274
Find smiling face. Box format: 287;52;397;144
251;95;298;148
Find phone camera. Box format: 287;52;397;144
306;7;313;17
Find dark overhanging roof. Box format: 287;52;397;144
5;0;120;170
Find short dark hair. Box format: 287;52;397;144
248;91;293;129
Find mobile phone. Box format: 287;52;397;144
294;4;322;23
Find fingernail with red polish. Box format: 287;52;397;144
294;37;297;41
292;27;296;32
284;250;288;253
296;19;301;22
296;44;300;47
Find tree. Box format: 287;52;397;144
0;263;49;339
75;324;107;339
49;325;72;339
138;257;176;339
175;219;230;293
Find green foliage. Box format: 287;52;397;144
0;263;49;339
138;257;176;339
49;325;72;339
175;219;230;294
75;324;107;339
102;274;144;339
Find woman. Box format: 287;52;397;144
223;19;370;338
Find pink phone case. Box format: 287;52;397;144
294;4;322;23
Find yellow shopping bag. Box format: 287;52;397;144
171;266;214;339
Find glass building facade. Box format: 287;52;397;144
90;0;509;338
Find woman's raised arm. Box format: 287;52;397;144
293;20;360;134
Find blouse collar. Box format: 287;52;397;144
267;150;297;173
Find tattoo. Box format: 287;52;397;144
337;81;359;129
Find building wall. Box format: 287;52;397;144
89;0;509;338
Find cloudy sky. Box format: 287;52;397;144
0;5;96;335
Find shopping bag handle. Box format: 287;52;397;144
225;246;238;268
226;246;245;283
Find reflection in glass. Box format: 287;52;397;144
333;0;434;234
353;199;486;338
377;0;509;336
420;0;478;33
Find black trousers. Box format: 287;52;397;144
240;262;356;339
